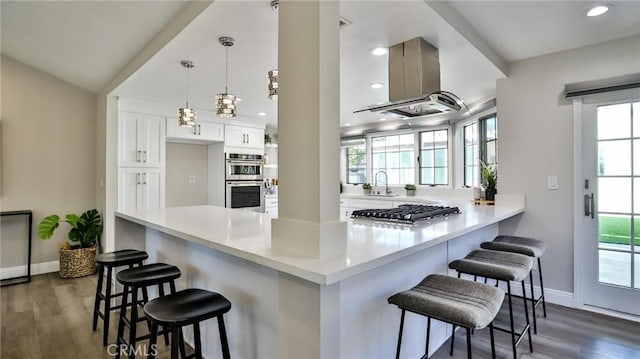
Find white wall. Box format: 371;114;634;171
166;143;208;207
1;55;97;264
497;35;640;293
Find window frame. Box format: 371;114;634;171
368;131;416;186
457;112;498;188
343;138;368;185
418;128;451;186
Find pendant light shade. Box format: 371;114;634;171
268;69;278;101
215;36;237;118
178;60;197;127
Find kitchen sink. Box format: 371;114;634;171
365;193;399;197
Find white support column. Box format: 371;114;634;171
271;0;346;258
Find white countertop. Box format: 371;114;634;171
115;196;524;285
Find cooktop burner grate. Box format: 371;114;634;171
351;204;460;224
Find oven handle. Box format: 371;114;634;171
226;181;264;186
226;160;264;165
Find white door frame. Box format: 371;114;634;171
572;89;640;318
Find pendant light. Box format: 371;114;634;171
215;36;237;118
268;69;278;100
178;60;196;127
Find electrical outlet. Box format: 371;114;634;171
189;175;196;183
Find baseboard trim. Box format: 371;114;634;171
0;261;59;280
580;305;640;322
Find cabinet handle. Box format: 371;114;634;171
247;134;249;143
143;150;147;162
198;124;201;135
137;150;141;162
136;173;141;185
242;134;246;143
143;173;147;185
193;126;197;135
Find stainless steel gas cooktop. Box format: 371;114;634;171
351;204;461;224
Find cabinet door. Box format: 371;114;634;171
198;121;224;142
118;168;142;211
166;117;198;140
139;169;165;210
244;127;265;148
139;115;165;167
340;207;349;221
224;125;245;147
119;112;143;167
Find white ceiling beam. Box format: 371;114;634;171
425;0;508;76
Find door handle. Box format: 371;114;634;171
584;193;594;218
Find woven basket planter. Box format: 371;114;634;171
59;246;97;278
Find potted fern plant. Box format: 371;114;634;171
480;161;498;201
404;184;416;196
38;209;103;278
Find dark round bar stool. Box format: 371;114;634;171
92;249;148;346
144;288;232;359
388;274;504;359
449;249;534;359
481;235;547;333
115;263;181;359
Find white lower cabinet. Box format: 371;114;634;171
118;167;165;211
340;198;393;221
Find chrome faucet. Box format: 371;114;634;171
374;171;391;195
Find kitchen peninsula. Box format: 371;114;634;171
115;195;524;358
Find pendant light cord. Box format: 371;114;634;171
186;65;190;108
225;45;229;94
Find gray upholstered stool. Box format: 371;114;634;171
449;249;534;359
388;274;504;359
481;235;547;333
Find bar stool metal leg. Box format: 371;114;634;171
170;327;180;359
529;270;538;333
521;281;533;353
538;258;547;317
103;265;113;346
395;309;405;359
194;323;203;358
148;323;158;359
218;315;231;359
507;283;517;359
115;285;130;359
424;317;431;358
92;263;105;332
128;286;139;359
466;327;472;359
489;322;496;359
450;325;456;355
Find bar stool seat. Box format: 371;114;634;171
481;235;547;333
92;249;148;346
115;263;181;359
144;288;232;359
449;249;534;358
388;274;504;359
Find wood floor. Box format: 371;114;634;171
1;272;639;358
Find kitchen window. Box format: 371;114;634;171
419;129;449;185
345;142;367;184
463;115;498;187
371;134;414;185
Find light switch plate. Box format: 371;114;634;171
189;175;196;183
547;175;558;190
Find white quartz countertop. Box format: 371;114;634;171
115;196;524;285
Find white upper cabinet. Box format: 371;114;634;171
166;118;224;144
225;125;264;149
119;112;165;168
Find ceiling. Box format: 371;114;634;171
2;1;639;129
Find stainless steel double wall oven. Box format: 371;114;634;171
225;153;264;212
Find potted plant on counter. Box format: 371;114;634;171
481;161;498;201
404;184;416;196
38;209;103;278
362;182;372;195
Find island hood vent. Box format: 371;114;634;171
354;37;462;119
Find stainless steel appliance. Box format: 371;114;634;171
225;153;264;212
225;180;264;212
225;153;264;180
351;204;460;224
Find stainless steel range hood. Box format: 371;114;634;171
354;37;462;119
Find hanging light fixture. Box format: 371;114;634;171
178;60;197;127
268;69;278;101
215;36;237;118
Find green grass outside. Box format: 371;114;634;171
598;215;640;245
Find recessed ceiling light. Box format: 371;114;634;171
378;118;387;121
344;123;352;127
369;83;384;89
370;47;388;56
257;112;266;116
587;4;610;17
